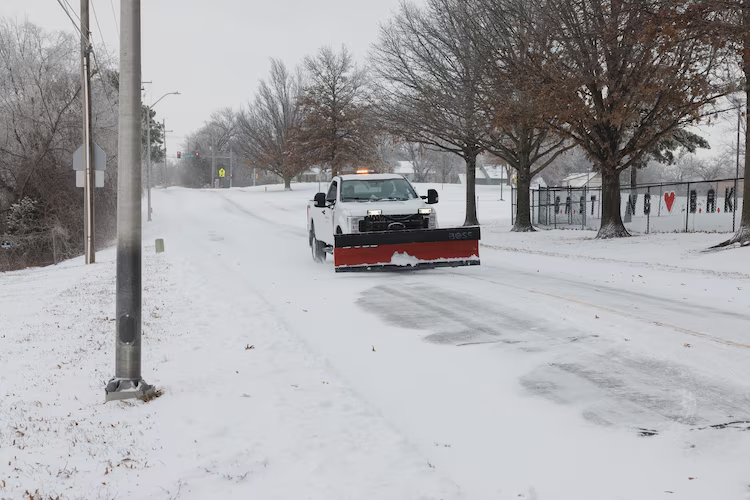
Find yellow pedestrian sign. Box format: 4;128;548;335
218;168;226;178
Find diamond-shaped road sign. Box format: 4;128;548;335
73;143;106;188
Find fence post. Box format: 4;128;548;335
583;186;587;229
658;184;663;217
646;186;651;234
733;176;738;233
511;186;515;226
685;182;690;232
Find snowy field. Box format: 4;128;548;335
1;181;750;500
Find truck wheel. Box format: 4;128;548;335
311;226;326;263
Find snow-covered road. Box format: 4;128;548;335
2;183;749;499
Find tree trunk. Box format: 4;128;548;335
597;167;630;238
624;164;638;223
738;40;750;243
512;160;534;232
463;151;479;226
714;17;750;248
284;176;292;191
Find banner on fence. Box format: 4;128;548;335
513;178;745;234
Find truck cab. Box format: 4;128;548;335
306;173;439;261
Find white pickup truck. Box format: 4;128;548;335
306;173;440;263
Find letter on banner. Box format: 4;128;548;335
689;190;697;213
627;194;637;216
725;187;735;213
706;189;716;213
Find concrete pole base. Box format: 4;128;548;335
105;378;157;402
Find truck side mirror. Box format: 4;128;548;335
314;192;327;208
426;189;439;204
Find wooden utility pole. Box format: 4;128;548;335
80;0;95;263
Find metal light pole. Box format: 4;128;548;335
735;103;742;232
106;0;154;402
144;91;180;221
146;111;151;220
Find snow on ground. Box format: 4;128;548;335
1;180;749;500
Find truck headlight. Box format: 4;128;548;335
348;216;364;233
418;208;432;215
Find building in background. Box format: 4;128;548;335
561;172;602;188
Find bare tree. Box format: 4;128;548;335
297;46;379;177
177;107;237;188
0;19;119;269
687;1;750;246
236;59;306;190
371;0;487;226
397;142;437;183
474;0;573;231
541;147;595;186
527;0;732;238
373;134;399;173
664;152;734;182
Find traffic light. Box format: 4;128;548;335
195;151;200;158
177;151;181;158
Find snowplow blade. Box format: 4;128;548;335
334;226;480;272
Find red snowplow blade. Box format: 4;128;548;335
334;227;480;272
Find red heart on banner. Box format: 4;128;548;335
664;191;676;213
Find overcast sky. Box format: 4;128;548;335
0;0;737;161
0;0;410;151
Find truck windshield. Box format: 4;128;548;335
340;179;419;202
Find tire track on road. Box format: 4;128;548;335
213;191;308;239
358;283;750;432
456;268;750;349
482;243;750;280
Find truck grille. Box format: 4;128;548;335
359;214;429;232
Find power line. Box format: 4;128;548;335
57;0;117;122
63;0;81;23
110;0;119;37
90;0;107;52
90;44;117;118
55;0;84;39
88;2;118;118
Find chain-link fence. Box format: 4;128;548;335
0;226;76;271
513;177;745;234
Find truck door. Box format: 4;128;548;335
320;180;338;245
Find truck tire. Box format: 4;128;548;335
310;225;326;263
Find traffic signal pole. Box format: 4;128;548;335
105;0;155;402
211;135;216;188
